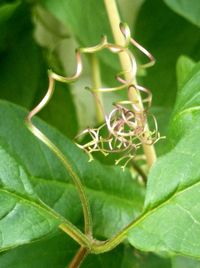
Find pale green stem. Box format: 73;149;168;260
90;54;104;124
103;0;156;168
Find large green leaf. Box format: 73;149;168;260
0;142;59;251
134;0;200;108
126;62;200;258
0;100;144;250
164;0;200;28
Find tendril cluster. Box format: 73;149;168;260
26;23;161;170
75;24;161;169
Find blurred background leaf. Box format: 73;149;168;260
164;0;200;28
39;0;119;70
0;0;20;49
0;1;78;137
134;0;200;108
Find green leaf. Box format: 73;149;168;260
0;159;59;251
164;0;200;28
134;0;200;108
127;62;200;258
0;232;78;268
176;55;196;89
39;0;112;46
0;100;144;250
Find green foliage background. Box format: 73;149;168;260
0;0;200;267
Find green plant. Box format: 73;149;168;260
0;0;200;267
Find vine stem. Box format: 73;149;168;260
103;0;156;167
90;54;104;124
68;247;88;268
26;75;92;237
